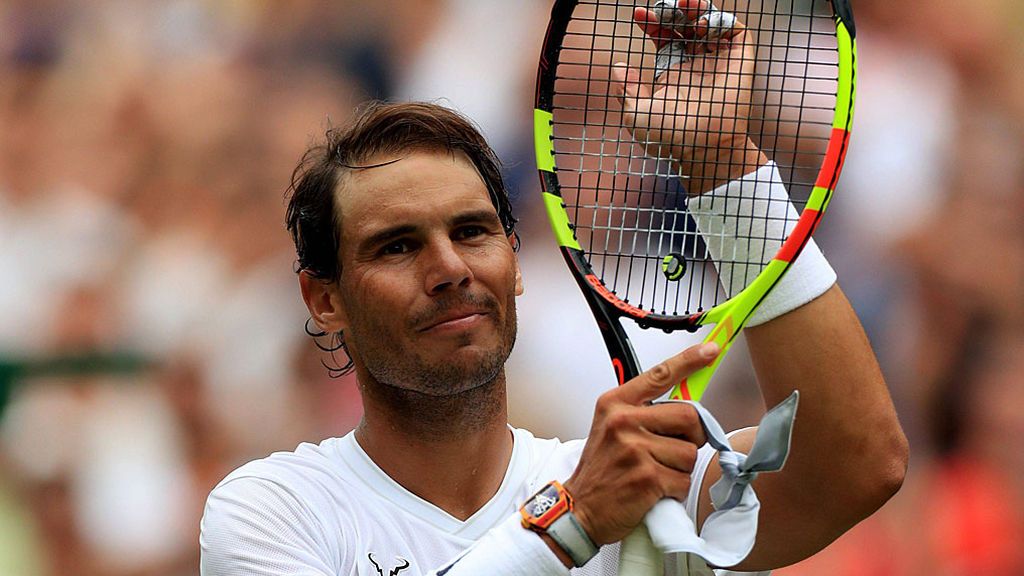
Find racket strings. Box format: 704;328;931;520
551;0;837;318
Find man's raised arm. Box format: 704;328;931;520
610;2;909;570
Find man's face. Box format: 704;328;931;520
331;148;522;396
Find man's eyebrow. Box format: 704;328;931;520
450;209;501;227
359;224;417;252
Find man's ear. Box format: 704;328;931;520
298;271;348;333
509;234;524;296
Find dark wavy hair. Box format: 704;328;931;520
285;101;519;376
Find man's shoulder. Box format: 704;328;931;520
228;435;343;477
208;436;354;512
200;437;355;574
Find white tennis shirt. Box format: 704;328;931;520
200;427;761;576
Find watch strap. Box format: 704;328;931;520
547;510;599;567
520;481;599;568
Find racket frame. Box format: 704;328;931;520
534;0;857;401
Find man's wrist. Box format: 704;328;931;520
520;481;599;568
675;136;768;195
538;532;574;568
686;161;837;325
559;479;594;541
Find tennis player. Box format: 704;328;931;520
199;9;907;576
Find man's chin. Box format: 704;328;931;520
357;325;516;398
397;345;507;397
420;335;497;361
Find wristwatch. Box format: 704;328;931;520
519;481;599;567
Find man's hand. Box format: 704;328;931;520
610;1;767;194
563;342;720;546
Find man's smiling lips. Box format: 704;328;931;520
419;309;490;333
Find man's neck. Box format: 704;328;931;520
354;375;513;521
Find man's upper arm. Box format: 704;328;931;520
200;476;336;576
696;287;907;571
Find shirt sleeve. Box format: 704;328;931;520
429;512;571;576
200;476;337;576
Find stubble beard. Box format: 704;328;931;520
348;294;519;439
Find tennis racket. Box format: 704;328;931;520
533;0;856;573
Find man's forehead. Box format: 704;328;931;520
340;148;483;195
335;149;497;234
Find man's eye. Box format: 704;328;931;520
455;225;485;240
380;240;412;255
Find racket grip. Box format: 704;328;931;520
617;523;664;576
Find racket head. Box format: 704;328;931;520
535;0;856;356
533;5;857;571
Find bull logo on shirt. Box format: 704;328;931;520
368;553;410;576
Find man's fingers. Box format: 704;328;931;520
703;8;738;39
649;435;701;475
611;62;646;101
649;461;696;501
617;342;720;406
637;3;744;79
611;62;650;124
635;402;709;448
653;0;712;27
698;14;745;44
634;7;681;50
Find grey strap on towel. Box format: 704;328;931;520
642;391;800;568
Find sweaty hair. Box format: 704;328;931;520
285;101;518;284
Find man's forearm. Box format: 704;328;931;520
739;285;908;568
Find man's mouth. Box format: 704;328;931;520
420;309;489;332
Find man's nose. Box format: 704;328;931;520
424;239;473;294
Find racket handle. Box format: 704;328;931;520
617;523;663;576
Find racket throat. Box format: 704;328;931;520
582;289;642;386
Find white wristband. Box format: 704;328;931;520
687;162;836;326
430;513;570;576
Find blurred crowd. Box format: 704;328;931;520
0;1;1021;576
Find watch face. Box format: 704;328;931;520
529;483;564;517
530;490;559;516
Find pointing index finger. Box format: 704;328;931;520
617;342;721;406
